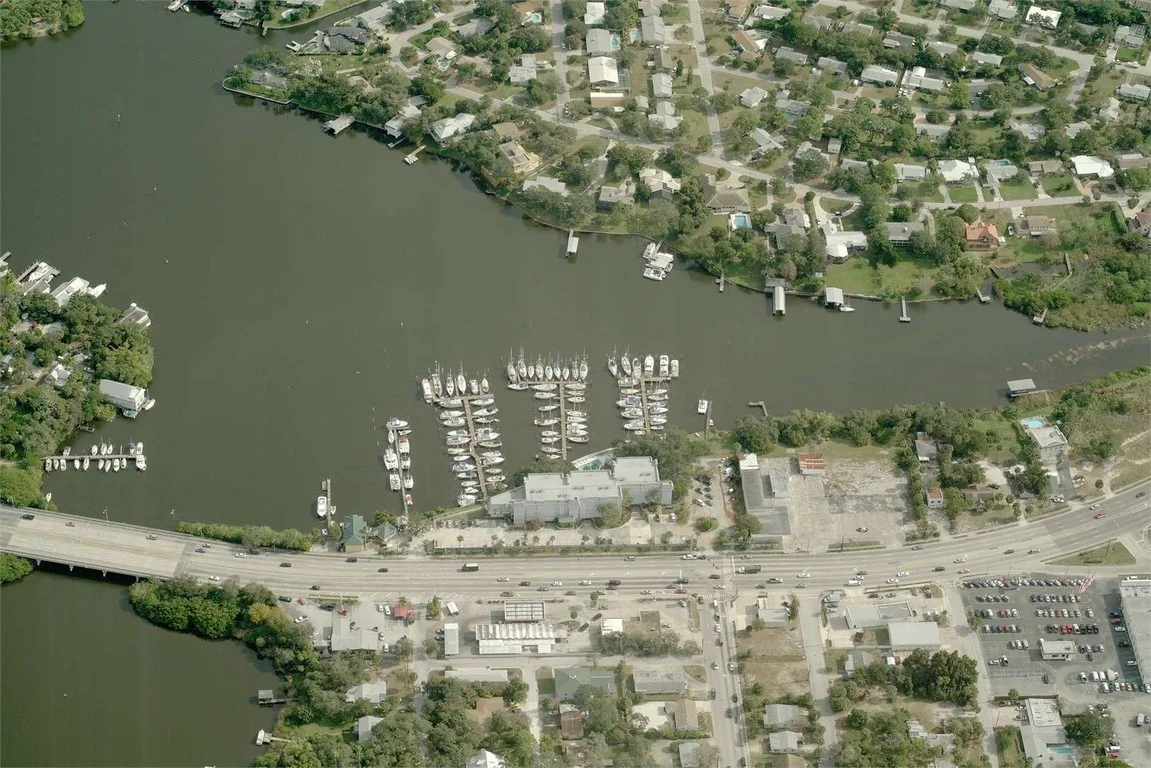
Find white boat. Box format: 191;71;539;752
136;441;144;455
567;429;588;437
98;459;105;470
103;461;110;472
112;459;120;472
445;374;456;397
456;372;466;394
562;363;570;381
453;462;476;472
389;472;401;491
440;409;464;419
566;382;586;391
388;430;396;444
447;446;469;456
83;457;90;470
136;455;147;470
618;397;642;407
622;408;643;418
544;363;553;381
421;378;433;402
481;451;503;459
568;436;589;443
440;398;463;408
474;396;495;407
567;410;589;418
534;391;557;400
478;440;503;449
480;376;490;394
401;455;411;469
649;393;669;402
649;406;669;415
398;436;410;454
446;429;469;438
384;448;399;470
534;418;559;426
403;475;414;489
697;399;708;414
507;357;518;384
431;371;443;397
442;418;465;427
658;355;669;378
579;358;588;381
540;446;562;455
475;417;499;425
487;474;506;483
387;417;408;430
607;355;618;378
567;396;586;404
44;458;52;471
650;424;665;431
90;445;98;456
446;435;470;446
541;430;561;438
474;407;499;417
460;480;480;489
469;379;480;395
73;457;80;469
474;430;500;442
642;267;666;281
456;471;477;480
538;404;559;412
670;359;680;378
517;350;527;381
643;355;655;377
532;383;557;391
650;416;668;425
566;414;589;422
527;362;535;380
317;496;328;518
457;493;478;507
507;382;530;391
541;436;561;444
482;457;505;466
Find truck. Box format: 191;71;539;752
461;563;480;572
735;565;761;574
445;601;460;616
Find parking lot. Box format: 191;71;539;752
960;574;1148;700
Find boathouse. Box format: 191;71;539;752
98;379;148;415
772;285;785;315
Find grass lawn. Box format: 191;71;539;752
956;504;1016;532
712;71;769;95
996;236;1050;265
1040;173;1076;196
535;667;554;696
949;185;980;203
825;258;935;297
1044;55;1077;79
972;413;1020;464
998;179;1036;200
1051;541;1137;566
819;197;854;215
574;135;610;157
995;726;1027;768
267;0;369;27
898;181;944;203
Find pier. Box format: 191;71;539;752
976;288;990;303
383;420;415;514
899;296;911;323
748;401;768;418
256;729;291;746
44;444;146;473
423;366;505;507
324;115;355;135
257;690;287;706
504;354;589;461
318;478;335;521
566;231;579;256
609;353;674;436
772;285;785;316
403;145;425;165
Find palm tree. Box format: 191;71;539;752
457;534;464;549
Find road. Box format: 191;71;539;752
546;0;571;111
684;0;725;156
797;598;838;766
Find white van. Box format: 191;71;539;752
1101;682;1111;693
847;579;861;586
1136;714;1146;726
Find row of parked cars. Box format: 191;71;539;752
1047;623;1102;634
975;594;1013;603
963;577;1090;589
1037;607;1093;618
1030;593;1083;603
981;624;1022;633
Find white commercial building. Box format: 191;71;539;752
888;621;941;649
1039;638;1075;660
443;622;461;656
474;623;564;654
1118;577;1151;678
1020;698;1073;767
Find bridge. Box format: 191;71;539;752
2;482;1148;598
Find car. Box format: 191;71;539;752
500;591;514;597
607;584;618;590
709;574;721;580
345;557;358;563
887;578;900;584
310;585;320;590
856;527;868;532
1090;504;1101;510
20;513;34;520
731;694;738;704
934;566;946;572
208;576;220;582
294;616;307;624
714;623;721;632
958;568;970;574
896;571;910;577
1137;491;1146;498
234;552;247;558
520;581;532;586
279;562;292;568
552;581;563;586
1095;511;1107;518
711;661;719;670
728;662;736;672
624;556;637;561
538;586;549;592
1127;660;1139;666
146;534;159;540
581;580;593;586
796;572;810;578
195;547;206;553
1004;549;1015;554
710;688;717;699
640;589;652;595
378;567;389;573
497;577;509;582
912;545;923;551
767;577;783;584
1115;626;1127;632
278;595;291;603
607;579;622;586
676;577;690;584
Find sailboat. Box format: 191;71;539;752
607;350;618;378
535;357;545;380
469;378;480;396
445;371;456;397
544;361;554;381
553;359;562;380
517;348;528;381
480;375;490;394
620;353;632;377
431;366;443;397
526;360;535;380
456;370;466;395
579;356;588;381
506;352;518;384
562;361;571;381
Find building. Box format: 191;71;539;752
554;667;617;700
909;720;956;751
356;715;383;742
824;229;868;262
504;601;546;622
1118;578;1151;678
750;4;789;21
775;46;808;66
763;703;803;728
50;277;89;308
1039;638;1076;660
725;0;750;22
498;141;541;176
823;287;844;307
488;456;672;525
768;731;803;753
522;176;569;197
988;0;1017;19
843;650;874;674
842;20;873;36
651;73;673;98
584;0;605;25
589;91;627;109
928;40;957;56
817;56;847;75
1115;23;1147;48
1025;5;1061;28
443;622;461;656
1021;215;1057;237
926;487;944;509
1020;699;1073;768
559;703;584;739
1117;83;1151;102
598;182;634;211
757;597;789;623
845;602;914;629
774;89;808;116
345;682;388;704
467;750;507;768
860;65;899;85
430;113;476;143
46;362;72;387
964;222;1001;251
601;617;624;635
678;741;701;768
895;163;928;182
940;0;974;9
903;67;945;93
915;122;951;142
667;699;698;729
424;35;457;60
914;432;938;462
585;28;613;55
342;514;373;553
640;15;666;44
325;26;369;53
474;623;562;655
1028;159;1061;175
330;614;378;651
1022;418;1069;463
639;168;681;200
702;176;750;213
738;454;792;541
587;56;619;86
884;31;916;49
1130;209;1151;236
970;51;1003;67
98;379;148;415
888;621;941;649
384;104;421;138
985;161;1019;186
1118;153;1151;170
740;86;769;108
456;15;494;38
732;29;763;61
1019;63;1055;90
446;668;509;683
116;302;151;327
632;668;689;695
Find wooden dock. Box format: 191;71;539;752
976;288;990;303
44;453;146;471
899;296;911;323
717;272;725;292
460;397;491;502
324;114;355;135
748;401;768;417
566;231;579;256
404;145;425;165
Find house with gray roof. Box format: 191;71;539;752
750;128;785;157
769;731;803;753
651;73;673;98
585;28;614;55
640;167;681;199
597;181;635;210
928;40;957;56
648;101;681;132
970;51;1003;67
740;86;769;107
883;31;916;49
817;56;847;75
554;667;617;700
356;715;383;742
842;21;875;36
522;176;570;197
806;15;833;30
988;0;1017;19
915;122;951;141
940;0;975;10
640;15;666;44
985;160;1019;185
763;703;804;728
775;46;808;66
345;682;388;705
894;162;927;181
702;174;750;212
750;4;789;22
1118;83;1151;102
885;221;925;245
860;65;899;85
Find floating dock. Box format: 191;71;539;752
899;296;910;323
424;368;504;506
505;354;589;461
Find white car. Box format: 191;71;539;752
294;616;307;624
714;623;721;632
208;575;220;582
896;571;909;577
887;578;900;584
497;577;509;582
682;554;697;560
581;580;592;586
552;581;563;587
234;552;246;558
797;571;810;578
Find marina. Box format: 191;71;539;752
423;364;506;505
382;417;415;515
503;350;590;460
640;242;674;282
42;443;147;473
608;348;678;435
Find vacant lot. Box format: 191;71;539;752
949;185;980;203
738;626;809;697
1051;540;1136;566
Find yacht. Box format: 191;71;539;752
619;387;640;396
387;417;408;430
643;355;655;377
642;267;666;281
620;355;632;377
421;378;433;402
527;361;535;380
540;436;561;444
447;446;470;456
658;355;670;378
481;451;503;459
474;396;495;407
478;440;503;449
535;357;545;379
549;359;559;379
112;459;120;472
538;404;558;412
90;445;98;456
398;436;410;454
446;435;470;446
541;431;561;438
474;407;499;417
650;424;665;431
617;397;642;407
445;373;456;397
697;399;709;415
507;382;530;391
534;391;557;400
460;480;480;490
540;446;562;456
650;388;668;396
401;454;411;469
389;472;401;491
623;420;646;431
457;493;478;507
532;382;557;392
453;462;476;472
621;408;643;419
442;418;465;427
534;418;559;426
649;406;669;415
480;376;490;394
632;358;641;378
506;356;518;384
431;370;443;398
482;457;505;466
649;392;669;402
137;455;147;470
384;448;399;470
440;409;464;419
517;349;528;381
475;417;499;425
567;410;589;419
136;441;145;455
486;474;506;484
456;372;467;395
83;457;90;470
567;396;586;404
440;398;463;409
607;354;618;378
650;416;668;425
317;496;329;519
469;379;480;396
474;429;500;442
568;435;589;444
446;428;469;438
566;414;588;422
670;359;680;378
456;471;477;480
403;475;414;489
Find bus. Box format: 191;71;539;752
461;562;480;572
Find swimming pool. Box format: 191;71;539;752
1022;417;1046;429
729;213;751;230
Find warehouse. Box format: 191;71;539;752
474;623;564;655
888;621;941;649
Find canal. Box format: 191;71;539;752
2;3;1147;765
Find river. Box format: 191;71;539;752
2;3;1147;765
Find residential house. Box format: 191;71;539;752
1128;209;1151;235
750;4;790;22
584;0;605;25
509;53;537;83
702;174;750;213
648;101;682;132
1071;155;1114;179
740;86;769;107
860;65;899;85
929;40;958;56
775;46;808;66
639;0;664;15
926;487;944;509
467;751;507;768
679;742;701;768
1100;96;1122;119
666;700;699;730
827;137;842;155
46;362;71;386
425;35;458;60
894;162;928;182
654;48;674;70
1117;83;1151;102
968;77;994;100
98;379;148;414
1019;62;1055;90
763;703;804;728
356;4;391;34
325;26;369;53
964;221;1001;251
939;158;977;183
817;56;847;75
885;221;925;245
589;91;627;109
639;167;681;199
1118;153;1151;170
823;226;868;262
1010;120;1045;141
345;682;388;705
522;176;569;196
456;14;494;37
1025;5;1061;29
732;29;763;61
559;704;584;739
843;650;874;674
356;715;383;742
116;302;151;327
430;113;476;143
749;128;786;158
768;731;804;753
914;431;938;462
883;31;916;49
585;29;614;56
988;0;1018;19
1115;24;1147;48
970;51;1003;67
499;141;541;175
1027;159;1062;175
651;73;673;98
640;15;666;44
492;121;523;140
903;66;945;92
725;0;750;23
632;668;690;695
597;181;635;210
1064;121;1091;139
1020;215;1057;237
587;56;619;86
984;161;1019;186
940;0;975;10
915;122;952;141
554;667;617;701
775;88;808;116
807;15;834;30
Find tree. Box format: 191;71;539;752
394;636;414;661
597;503;625;527
1065;711;1113;751
792;149;828;182
0;553;33;584
427;595;442;620
503;677;529;707
0;466;42;507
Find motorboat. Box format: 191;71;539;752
567;429;588;438
446;429;469;438
83;457;90;470
622;408;643;418
567;410;589;419
63;447;71;456
541;430;561;438
404;492;413;507
482;457;505;466
317;496;328;519
642;267;666;281
421;378;433;402
670;359;680;378
474;407;499;417
659;355;669;378
650;388;668;396
567;423;589;432
400;455;411;469
442;418;465;427
431;371;443;397
566;382;586;391
136;441;145;455
474;430;500;442
481;451;503;459
456;372;467;394
541;436;561;444
384;448;400;470
129;442;137;454
649;392;669;402
480;376;490;394
532;382;557;391
453;462;477;472
643;355;655;377
649;406;669;415
447;446;470;456
73;457;81;469
541;446;562;455
475;417;499;425
446;435;471;446
389;473;401;491
632;358;641;377
469;379;480;396
457;471;478;480
517;349;527;381
624;420;646;430
697;399;708;414
619;387;639;396
440;409;464;419
398;436;410;454
457;493;478;507
403;475;414;489
90;445;98;456
607;355;618;378
460;480;480;489
45;458;52;471
388;429;396;444
507;382;530;391
534;391;557;400
620;355;632;377
112;459;120;472
486;474;506;484
445;374;456;397
617;397;642;407
568;435;589;443
474;396;495;407
440;398;463;409
567;396;585;404
579;358;588;381
650;416;668;425
478;440;503;449
534;418;559;426
136;455;147;470
538;404;559;412
650;424;665;431
103;461;110;472
642;241;659;260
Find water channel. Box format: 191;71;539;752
2;3;1148;764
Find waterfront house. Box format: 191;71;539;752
702;174;750;213
99;378;148;416
555;667;617;701
523;176;569;197
597;181;635;211
325;26;369;53
342;514;375;553
1020;215;1057;237
988;0;1017;19
740;86;769;108
885;221;924;246
585;28;614;55
640;15;666;45
964;221;1001;251
584;0;605;25
651;73;673;98
823;229;867;262
914;431;938;462
639;167;681;199
587;56;619;86
499;141;542;175
430;113;476;143
1071;155;1114;179
46;362;72;387
939;158;978;184
116;302;151;328
49;276;89;308
1117;83;1151;102
355;5;390;34
1025;5;1061;29
345;682;387;705
356;715;383;742
384;104;421;139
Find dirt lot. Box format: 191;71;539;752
737;626;809;697
787;459;912;552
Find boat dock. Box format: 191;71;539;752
324;115;355;135
976;288;990;303
772;285;785;316
504;352;589;461
1032;308;1047;325
383;419;415;514
566;231;579;256
423;366;504;507
748;401;768;418
610;352;675;436
404;145;425;165
256;729;291;746
44;443;147;473
899;296;911;323
257;690;287;706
